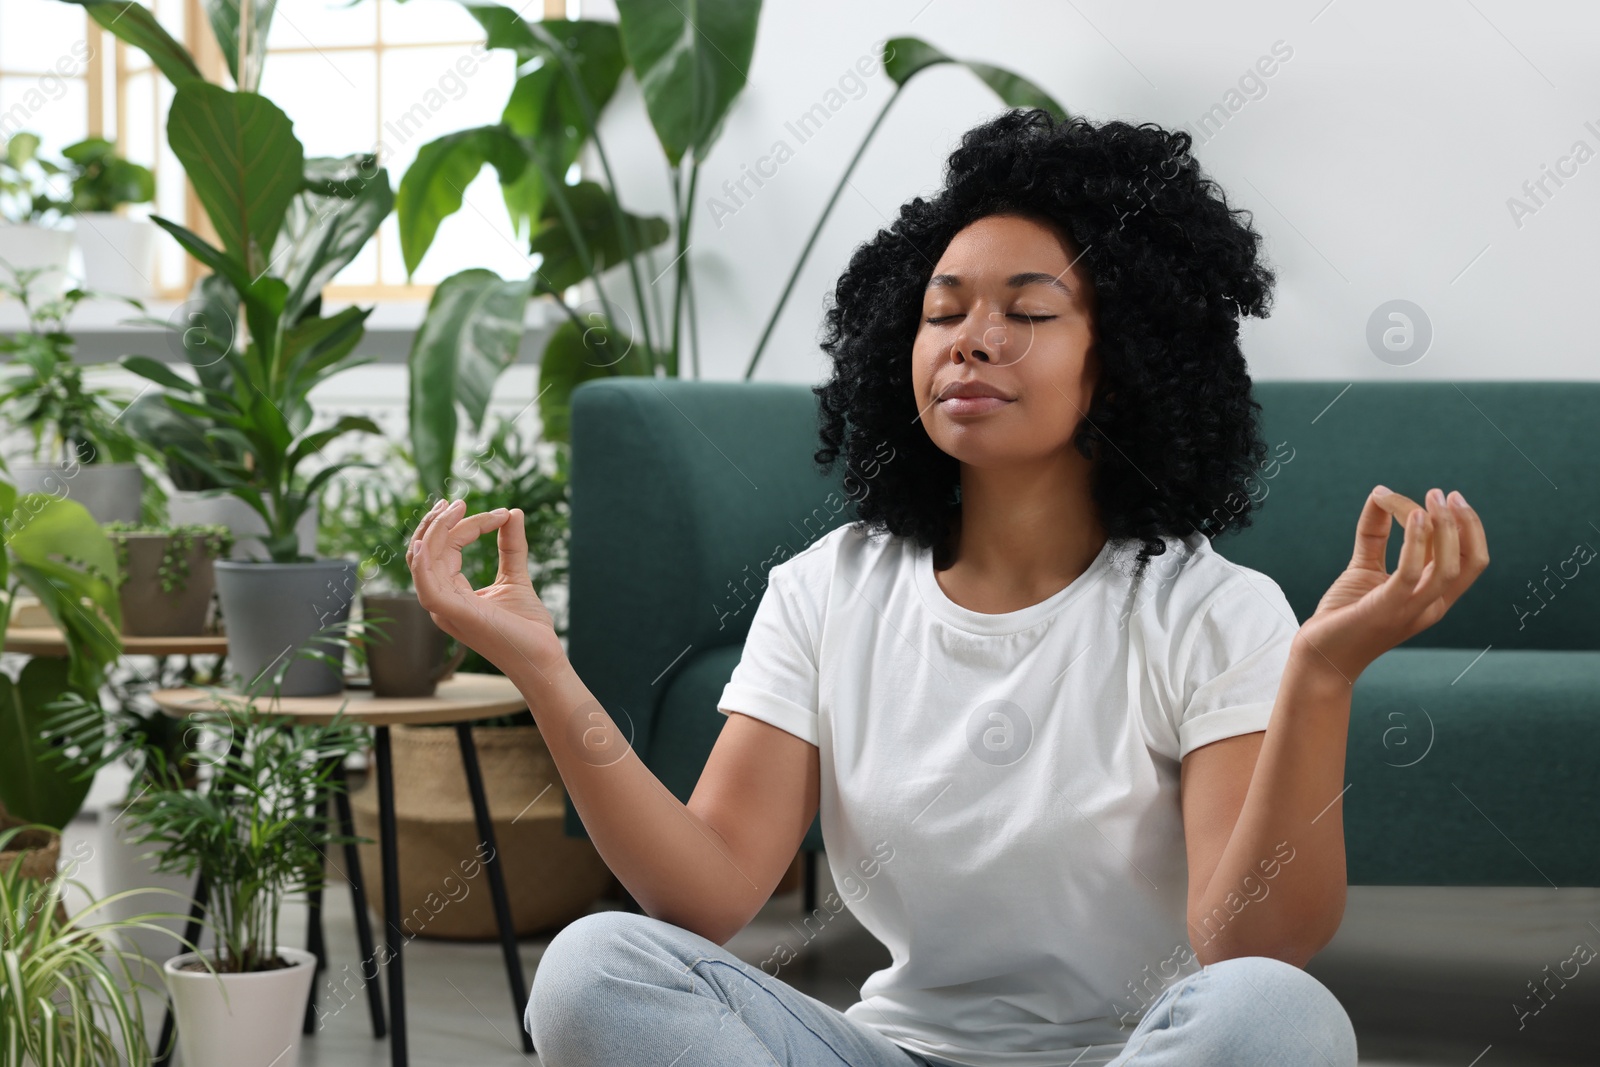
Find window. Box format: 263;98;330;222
1;0;565;301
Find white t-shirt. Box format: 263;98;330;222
716;520;1302;1066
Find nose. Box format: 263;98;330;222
948;310;1006;364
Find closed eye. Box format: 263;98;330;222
923;314;1058;325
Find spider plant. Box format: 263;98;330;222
0;823;192;1067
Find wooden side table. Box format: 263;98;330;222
150;672;537;1067
3;625;229;658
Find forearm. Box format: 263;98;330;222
504;653;762;941
1189;640;1352;966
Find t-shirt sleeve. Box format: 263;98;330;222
1175;571;1301;760
716;564;821;746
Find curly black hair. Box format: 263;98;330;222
812;108;1277;579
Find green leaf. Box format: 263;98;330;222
62;1;204;88
166;82;305;271
0;658;96;829
120;354;194;393
278;157;394;322
528;180;670;296
287;414;382;472
407;268;534;493
613;0;762;166
396;126;525;277
203;0;279;92
882;37;1067;117
3;493;122;693
536;312;653;443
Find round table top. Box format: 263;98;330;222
4;625;229;658
149;671;528;726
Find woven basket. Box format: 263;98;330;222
350;724;615;940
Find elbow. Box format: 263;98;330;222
1189;900;1344;970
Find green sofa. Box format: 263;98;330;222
563;378;1600;899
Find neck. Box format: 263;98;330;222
936;455;1106;610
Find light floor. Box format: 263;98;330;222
62;813;1599;1067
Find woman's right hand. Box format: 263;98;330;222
407;498;565;677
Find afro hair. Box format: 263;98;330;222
812;107;1279;579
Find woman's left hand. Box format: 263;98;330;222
1294;485;1490;684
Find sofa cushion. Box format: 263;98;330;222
1346;647;1600;884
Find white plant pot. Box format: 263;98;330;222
94;807;202;963
164;946;316;1067
0;222;74;297
6;461;143;523
167;490;318;561
73;213;155;300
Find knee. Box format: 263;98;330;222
524;910;687;1055
1185;956;1357;1067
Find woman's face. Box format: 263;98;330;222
912;213;1097;469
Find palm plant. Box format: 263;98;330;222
0;823;190;1067
125;704;367;973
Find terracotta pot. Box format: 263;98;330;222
350;724;614;939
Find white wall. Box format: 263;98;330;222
582;0;1600;383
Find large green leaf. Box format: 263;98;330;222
407;269;534;494
536;312;653;443
883;37;1067;117
613;0;762;166
203;0;279;92
396;126;526;277
62;1;203;88
0;658;97;829
3;493;122;695
166;82;305;272
278;157;395;322
528;180;670;296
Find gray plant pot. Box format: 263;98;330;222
7;461;142;524
112;532;220;637
214;559;357;697
361;592;465;698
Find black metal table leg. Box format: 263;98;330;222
333;762;387;1039
303;784;329;1035
454;723;534;1054
376;726;408;1067
153;873;209;1067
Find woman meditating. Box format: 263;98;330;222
407;108;1488;1066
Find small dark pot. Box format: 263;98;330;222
361;592;465;698
214;559;357;697
114;532;218;636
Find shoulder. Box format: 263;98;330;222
1113;532;1296;642
768;520;901;592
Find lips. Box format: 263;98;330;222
936;379;1014;415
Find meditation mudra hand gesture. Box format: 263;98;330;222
406;498;564;675
1297;485;1490;684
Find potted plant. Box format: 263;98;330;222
0;477;123;843
0;262;148;524
61;136;158;300
117;128;391;693
126;704;367;1067
0;822;192;1066
104;521;233;636
322;419;611;936
0;131;73;297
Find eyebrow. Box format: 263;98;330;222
926;271;1072;295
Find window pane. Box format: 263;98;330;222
260;51;378;159
0;0;85;72
380;0;486;45
268;0;377;50
376;43;512;171
0;75;87;158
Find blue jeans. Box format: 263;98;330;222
527;910;1359;1066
